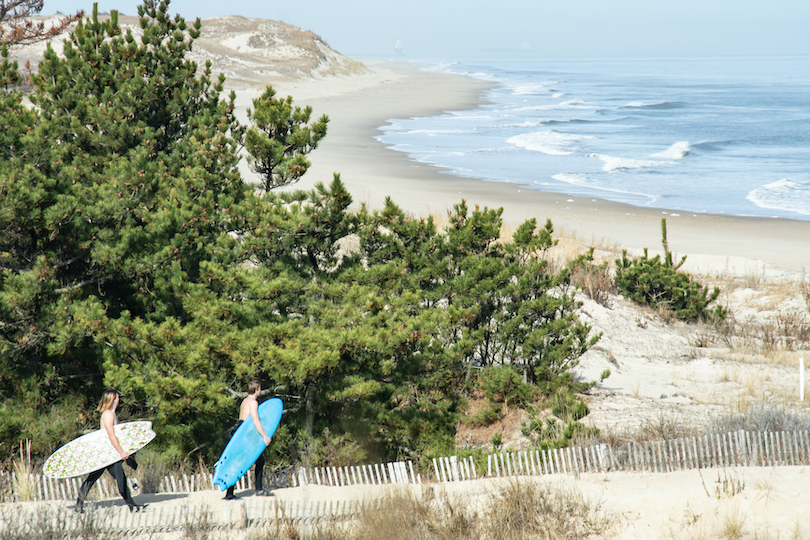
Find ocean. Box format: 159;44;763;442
377;56;810;221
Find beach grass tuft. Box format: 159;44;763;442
718;503;747;540
11;440;38;503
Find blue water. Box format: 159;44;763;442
377;56;810;220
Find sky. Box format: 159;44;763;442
42;0;810;60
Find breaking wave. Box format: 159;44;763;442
747;179;810;216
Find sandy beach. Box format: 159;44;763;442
235;60;810;278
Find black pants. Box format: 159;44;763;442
77;460;135;509
225;421;266;497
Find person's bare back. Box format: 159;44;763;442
240;384;271;446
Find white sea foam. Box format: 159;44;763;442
473;146;517;153
439;113;499;122
402;129;472;136
652;141;691;159
508;131;595;156
552;174;658;202
621;101;682;109
746;179;810;216
509;119;590;128
591;154;673;172
518;98;595;112
510;120;545;128
511;82;558;95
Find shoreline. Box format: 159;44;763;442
237;61;810;277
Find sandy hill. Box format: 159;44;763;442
9;13;371;87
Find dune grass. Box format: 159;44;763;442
242;480;614;540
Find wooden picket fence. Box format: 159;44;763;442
5;430;810;501
298;460;419;487
478;429;810;480
3;430;809;535
0;496;368;536
0;460;419;503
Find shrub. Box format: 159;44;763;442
478;365;537;407
550;387;589;421
615;219;727;322
522;387;597;449
463;400;504;428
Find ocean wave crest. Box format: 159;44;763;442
509;120;545;128
746;179;810;216
545;118;593;125
590;153;674;172
508;118;594;128
690;141;729;152
517;98;596;112
621;101;683;110
511;82;558;95
508;131;594;156
652;141;691;159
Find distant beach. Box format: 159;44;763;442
234;61;810;277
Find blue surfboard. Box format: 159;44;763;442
212;397;283;491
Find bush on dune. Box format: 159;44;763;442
616;218;727;323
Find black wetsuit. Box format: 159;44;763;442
76;458;137;510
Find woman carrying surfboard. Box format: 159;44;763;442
75;389;146;513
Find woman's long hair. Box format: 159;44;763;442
97;389;119;412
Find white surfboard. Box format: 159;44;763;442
43;421;157;479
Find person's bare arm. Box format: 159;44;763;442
248;400;272;446
101;410;129;460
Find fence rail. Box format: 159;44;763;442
0;460;420;503
0;496;368;536
481;429;810;480
2;428;809;535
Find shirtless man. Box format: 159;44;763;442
76;389;145;513
224;380;273;500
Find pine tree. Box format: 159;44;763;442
245;87;329;191
615;218;726;322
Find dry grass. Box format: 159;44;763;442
704;275;810;362
718;504;747;540
11;440;38;503
0;503;116;540
708;402;810;433
182;505;216;540
571;263;616;307
249;481;615;540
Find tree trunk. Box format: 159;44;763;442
305;384;314;438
